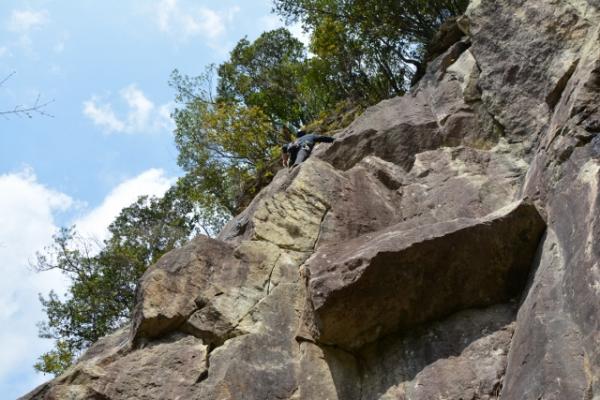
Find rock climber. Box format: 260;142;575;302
281;129;335;168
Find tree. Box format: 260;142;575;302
273;0;468;95
34;188;199;376
170;29;322;218
217;28;311;127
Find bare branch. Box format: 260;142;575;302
0;71;16;87
0;72;55;119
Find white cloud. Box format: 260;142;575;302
83;85;173;134
0;168;71;395
121;85;154;132
74;169;174;242
4;9;50;56
288;22;311;48
155;0;238;41
6;10;48;34
0;46;8;58
258;15;311;48
83;97;126;132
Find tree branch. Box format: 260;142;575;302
0;72;55;119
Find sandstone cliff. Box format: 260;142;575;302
22;0;600;398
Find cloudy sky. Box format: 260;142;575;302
0;1;305;397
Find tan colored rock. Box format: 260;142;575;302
463;0;596;144
190;281;304;400
315;143;526;248
317;93;442;171
92;334;207;399
21;330;206;400
297;342;360;400
131;232;308;346
251;161;336;252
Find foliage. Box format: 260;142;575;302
171;29;320;216
33;340;74;376
217;28;310;126
273;0;468;93
34;188;199;376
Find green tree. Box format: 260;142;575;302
171;28;321;217
34;188;199;376
273;0;468;95
217;28;310;126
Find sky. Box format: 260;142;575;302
0;1;307;397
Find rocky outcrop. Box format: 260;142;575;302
22;0;600;399
131;236;302;347
304;201;545;349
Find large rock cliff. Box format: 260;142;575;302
22;0;600;398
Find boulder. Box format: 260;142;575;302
20;329;207;400
131;236;301;347
305;201;545;349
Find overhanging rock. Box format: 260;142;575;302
305;200;546;349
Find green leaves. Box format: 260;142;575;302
274;0;468;94
33;340;74;376
218;28;307;124
171;29;314;217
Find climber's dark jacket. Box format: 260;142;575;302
283;133;335;167
296;133;335;148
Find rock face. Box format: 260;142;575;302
22;0;600;399
305;201;545;349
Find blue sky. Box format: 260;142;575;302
0;1;306;397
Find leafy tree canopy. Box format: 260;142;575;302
273;0;468;92
217;28;309;126
171;28;325;216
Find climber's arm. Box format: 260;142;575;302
282;151;289;167
315;135;335;143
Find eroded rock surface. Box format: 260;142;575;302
359;304;516;400
22;0;600;399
